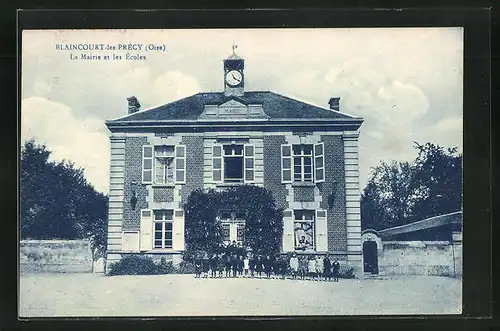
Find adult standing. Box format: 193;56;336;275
323;254;332;281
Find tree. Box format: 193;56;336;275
361;142;462;230
20;139;108;260
411;142;462;219
183;185;283;260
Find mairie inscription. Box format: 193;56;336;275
199;99;269;120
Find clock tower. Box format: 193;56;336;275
223;46;244;97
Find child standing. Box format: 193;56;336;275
264;255;273;279
243;255;250;277
308;256;316;281
289;253;299;280
225;253;232;278
231;254;238;278
210;253;218;278
299;256;308;280
315;255;324;281
255;255;263;278
237;255;244;277
332;258;340;282
202;253;210;278
217;254;225;278
194;255;202;278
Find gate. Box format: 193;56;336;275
363;240;378;274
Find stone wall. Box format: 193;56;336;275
379;241;462;277
20;240;93;273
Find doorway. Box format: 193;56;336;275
363;240;379;274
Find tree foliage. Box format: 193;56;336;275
361;142;462;231
183;185;283;260
20;139;108;260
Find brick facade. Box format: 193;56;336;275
263;135;287;210
320;135;347;252
153;188;174;202
293;186;315;202
122;136;148;231
180;136;205;206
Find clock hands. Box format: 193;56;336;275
231;73;241;82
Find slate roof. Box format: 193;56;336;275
107;91;361;123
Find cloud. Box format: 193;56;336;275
20;28;462;193
21;97;110;193
150;71;202;105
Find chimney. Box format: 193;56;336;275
127;96;141;114
328;97;340;111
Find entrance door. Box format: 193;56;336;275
363;240;379;274
221;221;245;246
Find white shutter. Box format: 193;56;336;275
212;144;223;183
282;209;294;252
315;209;328;252
314;142;325;183
244;144;255;183
173;209;185;251
281;144;292;183
175;145;186;184
140;209;153;251
122;231;140;252
142;146;153;184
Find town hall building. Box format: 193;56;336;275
105;50;364;273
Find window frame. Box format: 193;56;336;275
293;209;316;251
153;210;174;249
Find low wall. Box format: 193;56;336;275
379;241;462;277
20;240;93;273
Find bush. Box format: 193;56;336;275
107;255;175;276
177;260;196;274
339;267;355;279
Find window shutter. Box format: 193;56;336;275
314;142;325;183
281;144;292;183
140;209;153;251
142;146;153;184
212;144;223;183
173;209;185;251
244;144;255;183
282;209;294;252
315;209;328;252
175;145;186;184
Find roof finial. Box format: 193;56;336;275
232;41;237;55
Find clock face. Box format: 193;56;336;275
225;70;243;87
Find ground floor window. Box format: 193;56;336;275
294;210;315;251
154;210;173;249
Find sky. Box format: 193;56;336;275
21;28;463;194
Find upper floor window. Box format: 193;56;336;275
142;145;186;185
281;143;324;184
212;144;254;184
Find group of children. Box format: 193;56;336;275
194;250;342;282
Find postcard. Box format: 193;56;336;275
20;27;463;317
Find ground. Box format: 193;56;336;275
19;273;462;317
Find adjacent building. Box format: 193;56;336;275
105;51;364;273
